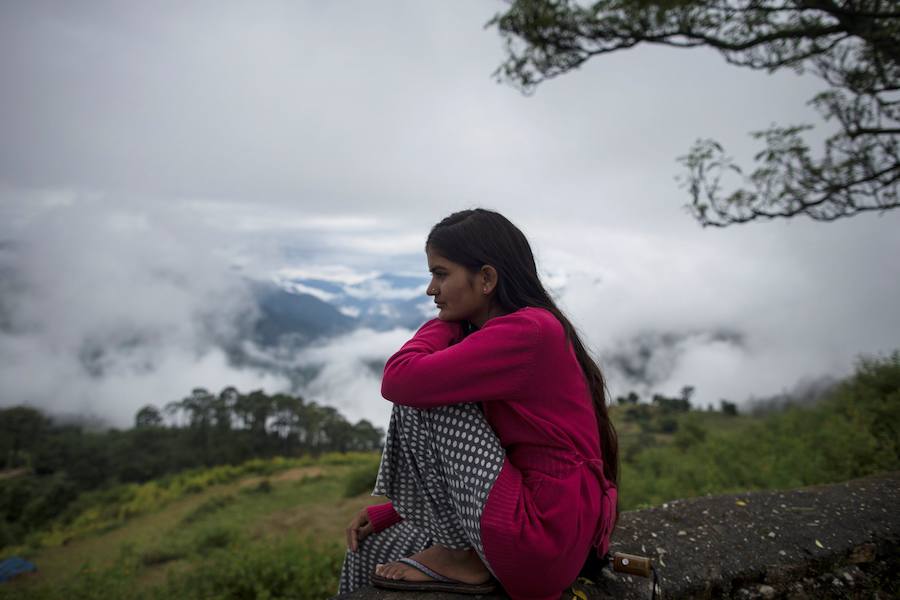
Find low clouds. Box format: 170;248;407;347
531;216;900;409
0;2;897;428
0;191;436;428
0;192;284;426
0;191;898;429
291;326;414;428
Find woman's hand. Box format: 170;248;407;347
346;506;374;552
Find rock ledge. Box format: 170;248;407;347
332;471;900;599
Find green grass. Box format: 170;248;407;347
617;352;900;509
1;452;383;600
1;352;896;598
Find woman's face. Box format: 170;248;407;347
425;247;491;325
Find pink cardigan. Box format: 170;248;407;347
368;306;617;600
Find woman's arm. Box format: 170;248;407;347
365;501;404;533
381;312;541;408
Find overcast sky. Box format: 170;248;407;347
1;1;898;429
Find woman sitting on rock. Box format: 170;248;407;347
338;208;618;600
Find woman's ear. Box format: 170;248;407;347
480;265;498;293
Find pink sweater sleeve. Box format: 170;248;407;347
381;314;541;408
366;501;403;533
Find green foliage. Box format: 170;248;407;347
0;537;342;600
1;457;306;554
153;536;343;600
139;544;188;566
619;388;708;434
672;415;706;450
2;356;896;599
192;524;240;553
618;352;900;509
3;352;898;599
0;453;381;599
720;400;738;416
241;479;273;495
0;406;49;469
0;386;385;550
0;555;139;600
343;461;380;498
180;494;236;525
488;0;900;226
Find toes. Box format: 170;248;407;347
375;559;429;582
387;564;403;579
376;562;398;579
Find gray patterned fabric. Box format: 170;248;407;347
338;518;431;595
337;403;506;596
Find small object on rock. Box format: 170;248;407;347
758;584;776;599
848;542;876;563
815;539;824;548
736;499;748;507
612;552;652;578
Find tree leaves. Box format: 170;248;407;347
488;0;900;225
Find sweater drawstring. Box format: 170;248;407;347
573;453;617;552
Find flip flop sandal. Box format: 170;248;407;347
370;557;498;594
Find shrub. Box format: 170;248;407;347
140;544;188;566
180;494;235;525
240;479;272;495
343;465;378;498
151;536;343;600
193;525;240;553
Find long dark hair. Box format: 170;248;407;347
426;208;619;486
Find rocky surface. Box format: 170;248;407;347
331;471;900;599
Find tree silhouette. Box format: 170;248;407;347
134;405;163;429
488;0;899;226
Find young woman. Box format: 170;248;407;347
338;209;618;600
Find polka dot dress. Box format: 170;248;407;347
337;402;506;596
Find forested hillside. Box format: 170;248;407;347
0;351;897;598
616;352;899;508
0;388;382;550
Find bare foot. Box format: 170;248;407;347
375;544;491;584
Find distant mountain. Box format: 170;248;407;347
0;256;434;389
218;273;435;390
246;279;358;347
269;272;433;333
